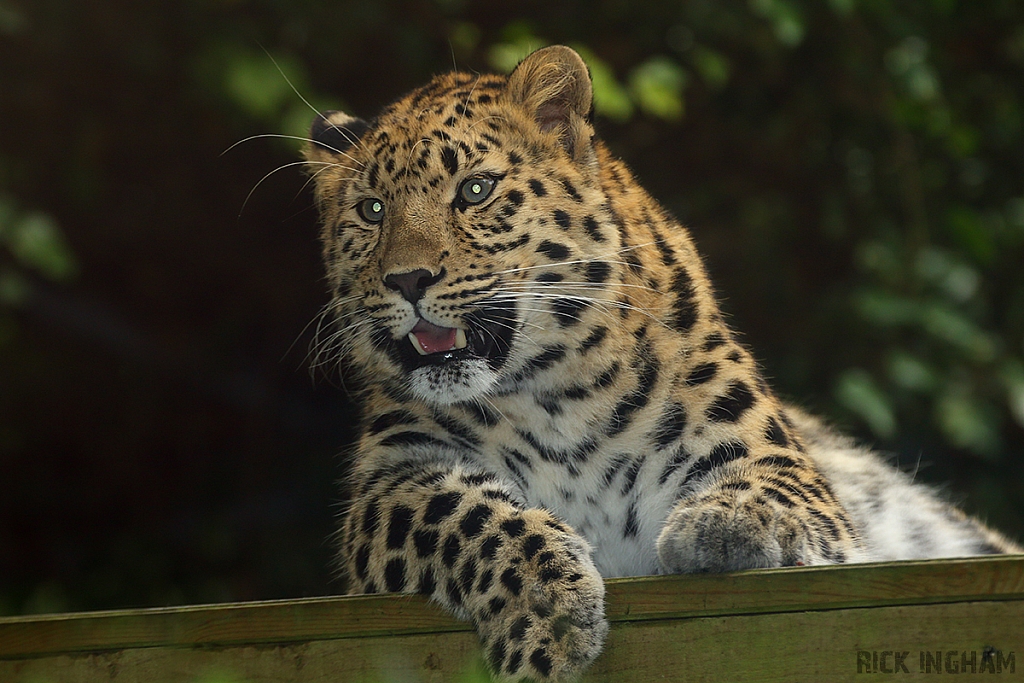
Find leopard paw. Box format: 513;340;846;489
656;486;816;573
475;509;607;682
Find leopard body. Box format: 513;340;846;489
303;46;1020;682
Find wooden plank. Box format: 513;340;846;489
2;556;1021;657
0;593;469;658
0;557;1021;682
604;554;1024;621
592;601;1023;682
0;601;1019;682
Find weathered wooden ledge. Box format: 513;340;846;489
2;556;1022;681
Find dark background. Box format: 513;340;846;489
2;0;1023;615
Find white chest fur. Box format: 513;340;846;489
467;394;679;577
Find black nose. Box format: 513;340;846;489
383;268;444;304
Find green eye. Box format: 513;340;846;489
357;198;385;223
458;176;496;205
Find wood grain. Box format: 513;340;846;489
1;557;1021;682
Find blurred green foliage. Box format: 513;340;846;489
1;0;1022;616
305;0;1024;499
485;25;689;122
0;197;76;295
0;195;76;355
176;659;492;683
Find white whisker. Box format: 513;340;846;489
261;48;370;158
241;160;358;216
222;134;360;162
501;280;659;295
284;295;356;364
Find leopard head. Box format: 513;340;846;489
304;46;628;406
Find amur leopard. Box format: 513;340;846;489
302;46;1020;682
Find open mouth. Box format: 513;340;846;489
386;312;513;373
401;318;476;368
371;299;517;376
408;319;468;356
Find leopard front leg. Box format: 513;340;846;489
656;451;867;573
343;460;607;682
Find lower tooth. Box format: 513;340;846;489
408;332;428;355
455;328;467;349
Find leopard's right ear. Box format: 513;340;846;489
304;111;369;165
507;46;595;164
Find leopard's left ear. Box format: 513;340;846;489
304;110;370;167
508;45;595;162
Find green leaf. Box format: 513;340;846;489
855;240;902;280
915;247;979;302
487;22;545;73
919;303;996;362
571;45;633;122
835;369;897;438
628;57;688;121
946;123;980;158
854;289;919;326
7;212;77;281
945;205;996;264
224;49;308;121
999;359;1024;430
885;36;928;76
935;387;1000;458
1006;197;1024;230
449;21;481;53
828;0;855;17
750;0;805;46
691;46;730;89
887;352;937;392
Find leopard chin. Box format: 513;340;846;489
390;312;518;404
407;358;499;405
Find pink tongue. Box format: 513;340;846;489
412;319;457;354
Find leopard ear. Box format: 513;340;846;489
304;110;369;165
507;46;594;161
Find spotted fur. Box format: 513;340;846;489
303;46;1020;682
